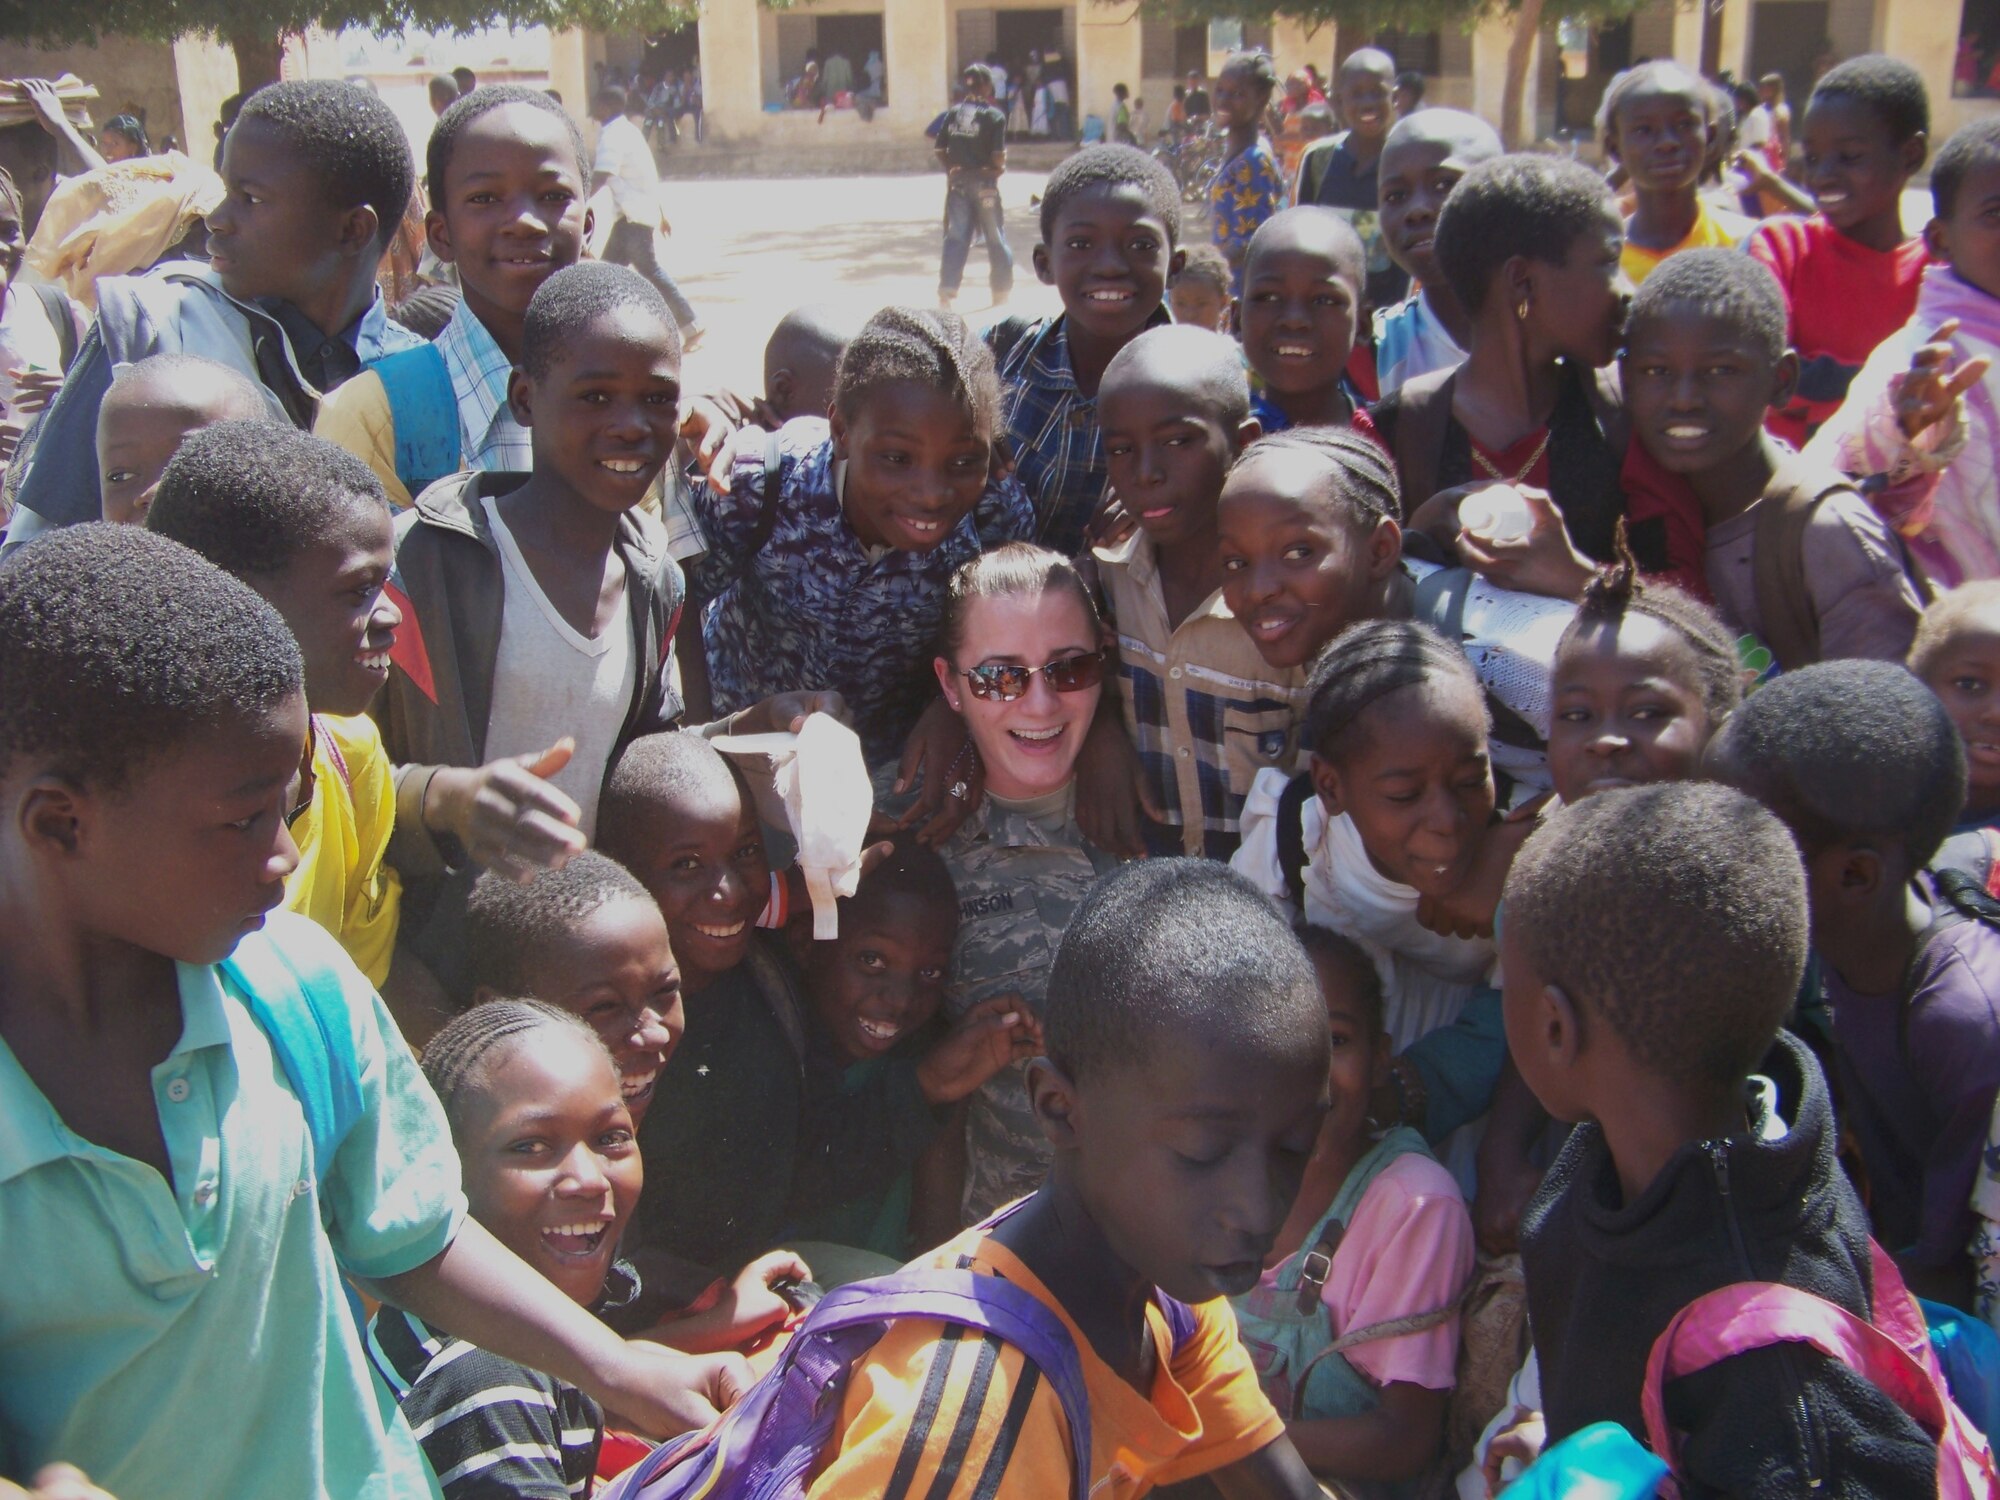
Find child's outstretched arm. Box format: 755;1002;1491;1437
392;740;587;881
639;1250;814;1354
367;1216;752;1440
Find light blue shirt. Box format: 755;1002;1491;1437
0;912;464;1497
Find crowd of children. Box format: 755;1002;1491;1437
11;40;2000;1500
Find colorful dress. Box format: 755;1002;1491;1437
1210;139;1288;295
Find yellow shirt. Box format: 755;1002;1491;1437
1620;202;1754;286
284;714;401;986
808;1229;1285;1498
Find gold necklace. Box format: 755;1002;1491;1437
1470;425;1552;485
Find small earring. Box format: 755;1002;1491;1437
948;698;961;712
1516;299;1530;322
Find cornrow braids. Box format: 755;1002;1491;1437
1235;424;1404;525
1563;524;1742;722
832;305;1000;439
421;998;607;1128
1303;618;1483;761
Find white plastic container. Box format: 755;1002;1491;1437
1460;485;1534;544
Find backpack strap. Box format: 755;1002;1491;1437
31;283;77;373
1276;771;1316;914
368;341;460;501
1640;1242;1996;1499
1388;366;1456;521
217;916;368;1334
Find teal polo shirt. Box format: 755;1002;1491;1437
0;912;464;1497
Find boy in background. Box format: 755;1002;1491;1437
1296;48;1407;317
936;64;1013;313
1503;781;1939;1495
1711;661;2000;1307
7;80;426;551
589;85;703;349
94;354;268;525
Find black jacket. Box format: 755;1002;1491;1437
1521;1031;1937;1499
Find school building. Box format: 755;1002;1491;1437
556;0;1998;166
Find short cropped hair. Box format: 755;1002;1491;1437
1038;143;1181;246
840;834;958;930
0;525;302;791
1932;118;2000;221
236;80;414;251
1244;206;1366;291
1303;617;1483;761
1171;242;1232;297
147;419;388;577
521;262;679;383
101;353;267;421
1046;859;1324;1085
427;84;588;207
939;542;1102;663
832;306;1000;439
422;998;610;1127
1505;782;1807;1090
1709;659;1966;868
1809;54;1929;152
1228;426;1403;532
1628;247;1787;364
1101;324;1251;428
1434;154;1616;316
1910;580;2000;678
459;851;657;1007
599;730;743;857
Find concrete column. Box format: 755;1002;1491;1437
1470;10;1537;141
696;1;764;145
1668;1;1706;71
886;0;950;130
171;34;240;164
1079;0;1145;131
1715;0;1753;80
547;29;590;132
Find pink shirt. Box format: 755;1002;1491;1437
1259;1152;1476;1391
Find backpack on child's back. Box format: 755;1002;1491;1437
598;1206;1198;1500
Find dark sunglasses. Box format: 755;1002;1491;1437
958;649;1105;703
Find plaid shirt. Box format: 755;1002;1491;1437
1094;530;1307;859
989;307;1170;558
691;419;1035;767
434;299;706;561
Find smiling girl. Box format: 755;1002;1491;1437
373;1001;645;1499
1209;50;1289;294
691;306;1035;768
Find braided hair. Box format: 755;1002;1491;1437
421;998;610;1129
1303;618;1484;761
1559;527;1742;723
832;306;1000;441
1232;425;1404;527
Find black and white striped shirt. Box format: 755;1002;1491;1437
369;1306;605;1498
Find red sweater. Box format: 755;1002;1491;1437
1746;214;1930;446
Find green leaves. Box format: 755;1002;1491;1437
0;0;708;48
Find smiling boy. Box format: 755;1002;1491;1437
1621;248;1924;668
1371;109;1503;396
1297;48;1407;316
1745;55;1933;445
1239;207;1370;432
1601;62;1752;287
1093;325;1303;859
988;145;1183;557
7;81;426;551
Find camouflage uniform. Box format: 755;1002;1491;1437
942;793;1122;1224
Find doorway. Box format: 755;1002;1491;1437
1747;0;1831;118
997;8;1067;72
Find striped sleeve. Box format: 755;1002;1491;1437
371;1310;601;1499
808;1319;1075;1500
